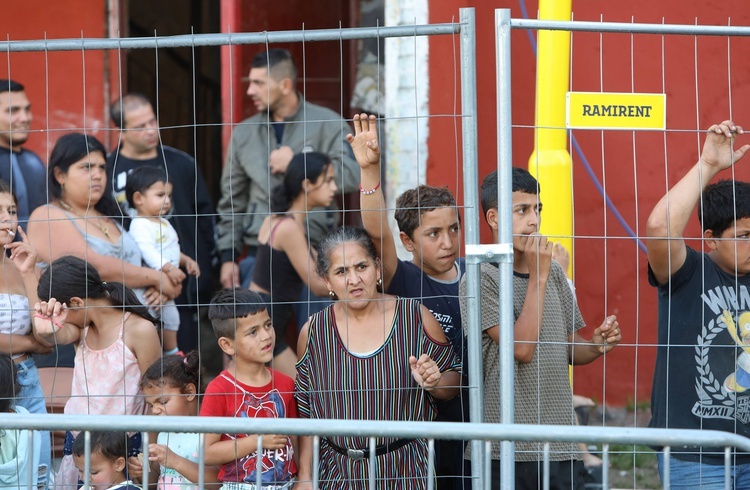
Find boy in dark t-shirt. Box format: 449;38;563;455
646;120;750;487
347;113;465;490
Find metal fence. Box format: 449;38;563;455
2;6;750;490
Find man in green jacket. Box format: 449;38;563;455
217;48;358;290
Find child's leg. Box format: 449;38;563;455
15;358;51;488
160;302;181;354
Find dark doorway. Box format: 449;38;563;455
122;0;223;199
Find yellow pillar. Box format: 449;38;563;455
528;0;573;278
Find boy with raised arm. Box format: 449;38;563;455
462;167;620;489
646;120;750;487
348;113;466;490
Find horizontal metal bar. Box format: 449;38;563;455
511;18;750;37
4;413;750;452
0;23;461;53
465;243;514;264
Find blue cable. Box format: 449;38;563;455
518;0;647;253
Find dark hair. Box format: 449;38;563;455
0;179;18;206
0;79;24;93
125;166;168;209
251;48;298;83
699;180;750;236
315;226;378;277
481;168;541;217
393;185;460;239
0;354;16;413
140;350;203;394
270;152;331;213
110;93;151;129
48;133;123;219
73;431;129;462
37;256;156;324
208;288;268;340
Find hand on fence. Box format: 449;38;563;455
409;354;442;391
591;314;621;354
347;113;380;169
700;120;750;171
33;298;68;336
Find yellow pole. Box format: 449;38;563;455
528;0;573;278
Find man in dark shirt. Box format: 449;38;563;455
107;94;218;367
0;79;47;223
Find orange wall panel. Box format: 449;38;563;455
429;0;750;405
0;0;109;160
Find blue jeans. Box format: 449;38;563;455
15;357;50;489
657;452;750;489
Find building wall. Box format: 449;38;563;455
0;0;110;159
428;0;750;405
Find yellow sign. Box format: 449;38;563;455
566;92;666;130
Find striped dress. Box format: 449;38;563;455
295;298;460;489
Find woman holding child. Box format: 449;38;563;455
295;226;461;489
27;133;182;307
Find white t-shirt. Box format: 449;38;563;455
129;217;181;270
157;432;201;490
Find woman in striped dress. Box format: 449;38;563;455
295;226;461;489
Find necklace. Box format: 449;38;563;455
58;200;112;240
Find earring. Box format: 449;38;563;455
376;278;382;287
328;290;336;299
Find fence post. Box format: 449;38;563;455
496;8;516;489
459;6;485;488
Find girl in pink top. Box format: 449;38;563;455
32;256;161;489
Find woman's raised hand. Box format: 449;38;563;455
346;113;380;169
6;226;38;276
409;354;442;391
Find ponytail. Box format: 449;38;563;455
38;256;156;325
102;281;156;324
140;350;204;394
269;182;292;214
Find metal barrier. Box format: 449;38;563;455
2;7;750;490
4;413;750;489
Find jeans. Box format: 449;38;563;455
657;452;750;489
15;357;50;489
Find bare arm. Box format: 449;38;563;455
204;432;287;466
146;442;220;485
568;315;620;366
646;121;750;285
416;306;460;400
31;298;81;346
276;221;329;297
123;317;162;376
513;235;552;363
348;114;399;290
295;435;313;489
28;206;181;298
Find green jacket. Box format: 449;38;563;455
217;96;359;262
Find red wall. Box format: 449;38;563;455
0;1;111;160
429;0;750;406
